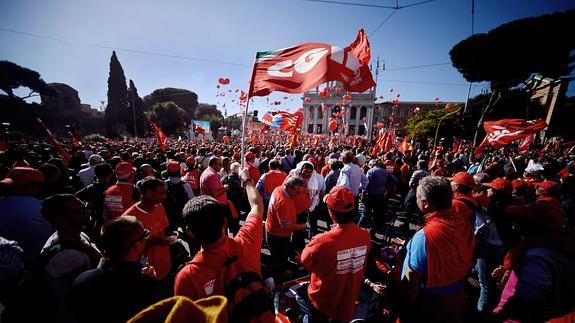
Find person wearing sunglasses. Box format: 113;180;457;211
69;216;161;323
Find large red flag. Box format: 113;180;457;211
483;119;547;148
151;122;167;152
249;29;375;97
518;135;534;154
36;117;71;166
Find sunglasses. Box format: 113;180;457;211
130;229;150;247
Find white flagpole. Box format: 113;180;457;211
241;55;259;168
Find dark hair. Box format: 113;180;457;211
331;210;356;224
182;196;226;244
100;216;141;259
284;176;305;190
139;176;164;194
269;160;280;170
301;162;314;171
94;163;114;179
41;193;78;224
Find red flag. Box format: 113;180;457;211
249;29;375;97
36;117;71;166
151;122;167;152
285;132;299;148
474;136;489;157
518;135;534;154
483;119;547;148
261;112;273;126
271;110;304;133
398;136;413;154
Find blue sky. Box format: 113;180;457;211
1;0;573;115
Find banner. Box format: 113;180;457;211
151;122;167;152
249;29;375;97
483;119;547;148
36;117;71;166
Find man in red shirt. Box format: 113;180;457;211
199;157;228;204
122;177;173;281
174;168;274;322
181;156;200;196
265;176;307;283
256;159;287;217
450;172;480;222
104;162;138;221
292;186;371;322
245;151;261;183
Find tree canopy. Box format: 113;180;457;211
144;88;198;123
450;9;575;90
149;101;187;136
0;60;57;100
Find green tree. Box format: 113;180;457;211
104;51;129;137
144;88;198;123
149;101;187;136
127;79;148;137
405;105;465;142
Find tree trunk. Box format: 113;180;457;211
473;90;501;146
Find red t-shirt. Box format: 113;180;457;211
301;223;372;322
200;168;227;204
320;165;331;177
104;182;136;220
122;203;171;280
181;169;200;190
263;170;287;194
174;214;262;299
266;187;297;238
246;162;261;183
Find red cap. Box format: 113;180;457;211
323;186;355;213
511;179;527;190
185;157;195;165
532;181;559;190
483;178;512;193
115;162;134;178
167;160;181;173
245;152;255;161
0;167;44;186
449;172;475;187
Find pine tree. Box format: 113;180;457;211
104;51;129;137
127;79;147;137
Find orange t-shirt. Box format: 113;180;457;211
246;162;261;183
266;187;297;238
301;223;372;322
104;182;137;220
122;203;171;280
263;170;287;194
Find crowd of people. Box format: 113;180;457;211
0;135;574;322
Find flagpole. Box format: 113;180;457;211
241;54;259;168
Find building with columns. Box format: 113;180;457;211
301;81;463;138
302;81;376;138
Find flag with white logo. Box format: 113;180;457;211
249;29;375;97
483;119;547;148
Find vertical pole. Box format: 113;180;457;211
242;55;259;168
463;0;475;114
132;89;138;140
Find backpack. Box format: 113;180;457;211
458;198;504;256
164;180;190;230
190;251;274;323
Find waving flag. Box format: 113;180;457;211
36;117;71;166
249;29;375;97
484;119;547;148
270;110;304;133
151;122;167;152
261;112;274;126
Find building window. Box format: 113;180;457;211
358;125;365;135
360;106;367;119
350;106;357;119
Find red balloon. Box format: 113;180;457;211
218;77;230;85
379;96;384;99
445;103;453;110
329;120;337;131
434;97;440;101
389;88;394;93
304;97;312;103
396;93;400;98
283;96;288;100
413;107;421;113
216;85;220;89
